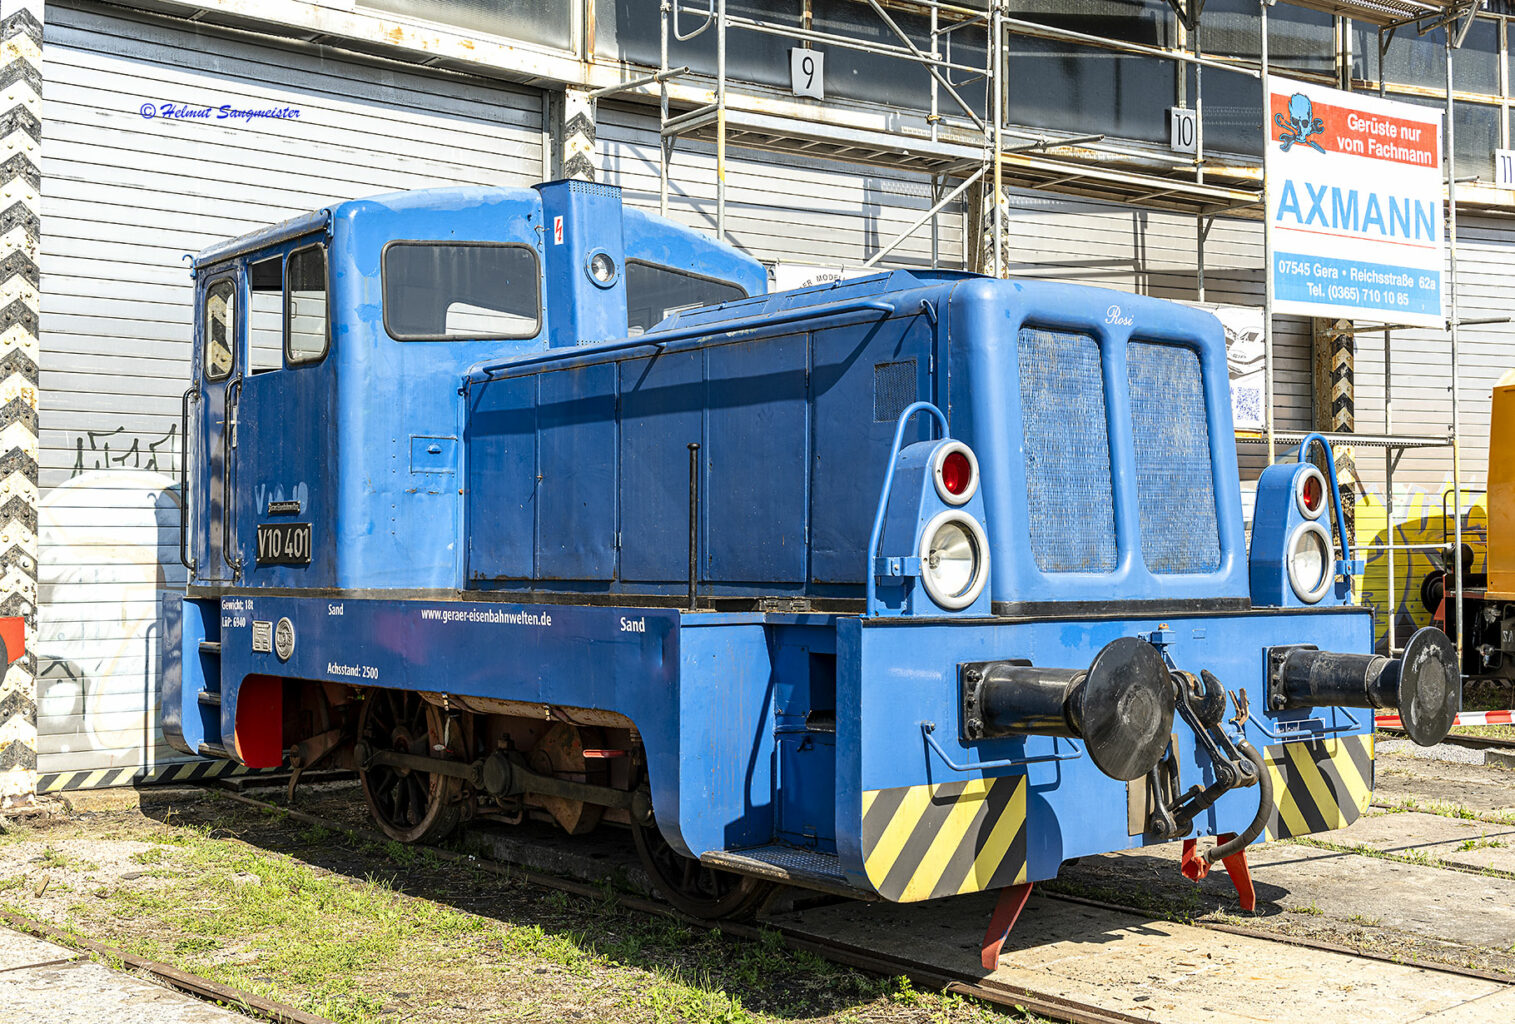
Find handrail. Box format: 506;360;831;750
221;378;243;578
866;401;949;616
178;384;198;576
1250;706;1363;742
469;298;895;385
1296;431;1352;570
921;722;1084;772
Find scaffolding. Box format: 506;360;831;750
606;0;1494;662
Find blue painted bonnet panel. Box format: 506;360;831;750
946;278;1247;607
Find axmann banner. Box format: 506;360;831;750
1265;76;1445;329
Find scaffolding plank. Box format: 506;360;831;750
1273;0;1474;29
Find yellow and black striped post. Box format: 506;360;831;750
860;775;1028;902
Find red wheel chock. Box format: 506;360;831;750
1181;833;1255;912
980;882;1033;971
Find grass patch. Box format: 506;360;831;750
1373;797;1515;827
1457;835;1508;852
1286;835;1515;880
0;801;1012;1024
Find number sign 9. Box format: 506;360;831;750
790;47;824;101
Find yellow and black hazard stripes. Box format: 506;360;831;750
1262;732;1373;840
36;758;274;794
860;775;1027;903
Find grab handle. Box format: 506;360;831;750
921;721;1083;773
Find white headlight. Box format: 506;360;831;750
918;510;989;611
1287;520;1333;603
588;251;617;285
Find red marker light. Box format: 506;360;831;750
941;451;972;496
1302;474;1323;513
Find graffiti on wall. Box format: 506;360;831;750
1352;480;1487;652
71;424;177;478
35;467;181;773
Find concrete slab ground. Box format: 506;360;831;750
1336;809;1515;874
1375;751;1515;818
774;891;1511;1024
1057;809;1515;950
0;926;256;1024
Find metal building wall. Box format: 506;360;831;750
35;1;546;789
996;189;1314;460
597;101;967;270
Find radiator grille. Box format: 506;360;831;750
1128;341;1221;573
873;360;916;422
1016;328;1116;573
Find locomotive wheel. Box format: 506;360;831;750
631;819;774;920
357;690;463;844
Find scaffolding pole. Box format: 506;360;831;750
1446;27;1464;670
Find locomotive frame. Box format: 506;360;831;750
163;180;1460;958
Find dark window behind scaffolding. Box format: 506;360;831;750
594;0;1511;168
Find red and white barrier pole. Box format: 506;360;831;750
1376;709;1514;730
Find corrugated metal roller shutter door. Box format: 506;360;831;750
38;2;544;786
597;102;967;269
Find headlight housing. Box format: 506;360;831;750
1287;520;1333;603
1294;464;1327;520
931;440;979;506
918;509;989;610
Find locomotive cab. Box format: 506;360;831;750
182;183;765;595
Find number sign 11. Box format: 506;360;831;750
1496;149;1515;190
790;48;823;100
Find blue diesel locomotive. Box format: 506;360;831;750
163;180;1458;964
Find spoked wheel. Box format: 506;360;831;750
631;819;775;920
357;689;464;844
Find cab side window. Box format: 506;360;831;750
383;243;539;340
203;279;235;381
249;257;282;373
286;246;328;363
625;262;746;334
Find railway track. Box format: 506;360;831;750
0;907;334;1024
207;786;1515;1024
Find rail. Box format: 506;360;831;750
178;384;198;575
1250;706;1364;742
865;401;949;617
920;721;1084;772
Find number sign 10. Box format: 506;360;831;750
790;47;824;100
1169;107;1197;155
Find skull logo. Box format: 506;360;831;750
1275;92;1325;153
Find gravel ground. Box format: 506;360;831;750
1377;738;1492;765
